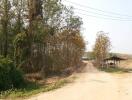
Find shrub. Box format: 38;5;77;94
0;56;24;91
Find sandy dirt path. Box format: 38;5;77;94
27;61;132;100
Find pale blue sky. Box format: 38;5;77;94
63;0;132;54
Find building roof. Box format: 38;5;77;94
104;55;126;61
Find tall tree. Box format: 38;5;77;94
12;0;26;34
93;31;111;67
0;0;11;57
26;0;43;69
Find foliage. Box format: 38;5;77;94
13;32;29;68
0;0;85;81
0;0;85;98
14;33;28;48
0;56;24;91
93;31;111;66
0;78;70;99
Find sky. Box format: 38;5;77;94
62;0;132;54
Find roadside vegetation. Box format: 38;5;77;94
0;0;85;99
99;67;132;73
0;76;75;99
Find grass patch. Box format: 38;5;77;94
0;78;70;99
99;67;132;73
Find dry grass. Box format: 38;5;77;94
0;62;87;100
112;53;132;69
120;59;132;68
0;74;76;100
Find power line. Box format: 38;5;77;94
74;7;132;20
63;0;132;18
75;12;132;21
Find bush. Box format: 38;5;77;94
0;56;24;91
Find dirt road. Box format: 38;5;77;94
28;61;132;100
